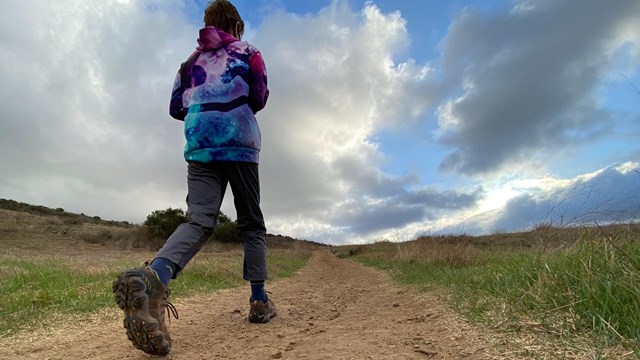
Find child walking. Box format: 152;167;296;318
112;0;273;355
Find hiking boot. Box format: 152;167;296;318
112;267;178;356
248;296;277;323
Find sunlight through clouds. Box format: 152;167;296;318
0;0;638;244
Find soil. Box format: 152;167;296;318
0;250;495;359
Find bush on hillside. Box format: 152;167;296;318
211;221;241;243
211;212;241;243
143;208;188;240
143;208;241;243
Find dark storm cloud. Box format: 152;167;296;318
331;186;481;234
398;187;480;209
436;0;640;175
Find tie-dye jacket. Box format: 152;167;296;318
169;27;269;164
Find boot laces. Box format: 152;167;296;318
164;301;179;323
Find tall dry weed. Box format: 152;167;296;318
394;238;481;267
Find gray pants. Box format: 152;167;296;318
156;161;267;281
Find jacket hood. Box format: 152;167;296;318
197;26;238;51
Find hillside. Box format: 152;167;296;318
0;198;326;250
1;199;638;358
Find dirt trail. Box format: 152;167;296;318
0;251;494;359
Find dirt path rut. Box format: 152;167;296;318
0;251;493;359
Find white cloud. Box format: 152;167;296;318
1;0;637;245
432;162;640;235
0;0;468;244
251;1;455;242
0;0;197;219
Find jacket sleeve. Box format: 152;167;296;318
247;50;269;114
169;69;186;121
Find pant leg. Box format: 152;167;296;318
225;162;267;281
156;162;227;276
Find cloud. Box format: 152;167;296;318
330;186;480;234
0;0;198;220
250;1;468;242
435;0;640;176
2;0;636;245
437;162;640;235
0;0;477;244
495;162;640;229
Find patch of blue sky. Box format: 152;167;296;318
372;124;466;188
546;137;636;180
604;73;640;113
182;0;209;23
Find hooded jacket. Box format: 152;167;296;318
169;27;269;164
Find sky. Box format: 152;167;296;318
1;0;639;244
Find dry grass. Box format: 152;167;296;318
394;238;482;267
0;208;319;271
339;224;640;359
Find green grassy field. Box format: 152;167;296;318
0;252;311;337
0;208;315;337
336;224;640;357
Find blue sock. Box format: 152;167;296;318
149;257;175;286
250;280;266;302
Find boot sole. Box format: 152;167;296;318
248;309;277;324
113;270;171;356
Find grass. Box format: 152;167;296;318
0;249;311;337
0;259;116;336
342;224;640;357
169;250;312;298
3;204;638;357
0;207;316;339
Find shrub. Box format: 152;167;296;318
211;221;241;243
143;208;188;239
143;208;241;244
217;212;233;226
348;246;364;257
210;212;241;243
78;229;114;245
